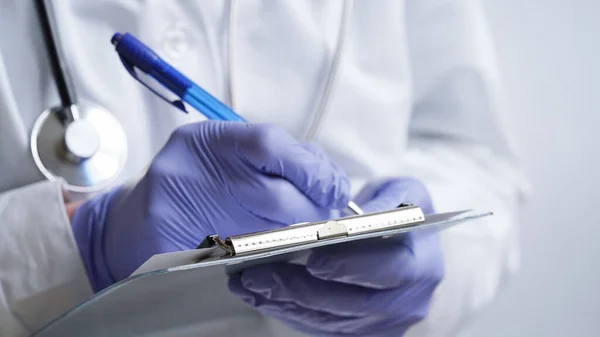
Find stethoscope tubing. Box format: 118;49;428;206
34;0;78;114
30;0;129;194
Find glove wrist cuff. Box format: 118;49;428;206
70;186;123;292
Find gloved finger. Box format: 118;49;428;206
232;123;350;209
230;263;436;318
229;273;383;335
299;142;327;158
232;173;334;227
300;142;345;176
307;231;444;289
356;177;435;214
232;273;421;337
300;142;350;189
351;180;385;207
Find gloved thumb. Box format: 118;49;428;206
354;177;435;214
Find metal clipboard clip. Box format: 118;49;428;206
198;204;425;256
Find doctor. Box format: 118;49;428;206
0;0;526;336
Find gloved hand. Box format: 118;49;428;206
70;121;350;292
228;177;444;337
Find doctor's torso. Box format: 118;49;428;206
0;0;415;196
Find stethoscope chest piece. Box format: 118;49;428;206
30;102;127;193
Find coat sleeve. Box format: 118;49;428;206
0;180;93;336
403;1;531;336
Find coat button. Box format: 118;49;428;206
161;25;192;60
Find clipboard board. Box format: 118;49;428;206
32;207;492;337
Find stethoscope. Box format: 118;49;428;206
30;0;353;195
31;0;128;194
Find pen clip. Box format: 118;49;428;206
118;55;188;113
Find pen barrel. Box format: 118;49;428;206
149;60;193;98
113;32;246;122
113;33;192;97
36;0;79;110
183;85;246;122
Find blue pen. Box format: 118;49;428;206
111;32;246;122
112;32;364;216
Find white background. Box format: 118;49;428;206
468;1;600;336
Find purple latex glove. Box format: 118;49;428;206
228;177;444;337
70;121;350;292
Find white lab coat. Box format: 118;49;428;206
0;0;528;336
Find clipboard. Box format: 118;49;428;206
32;206;492;337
